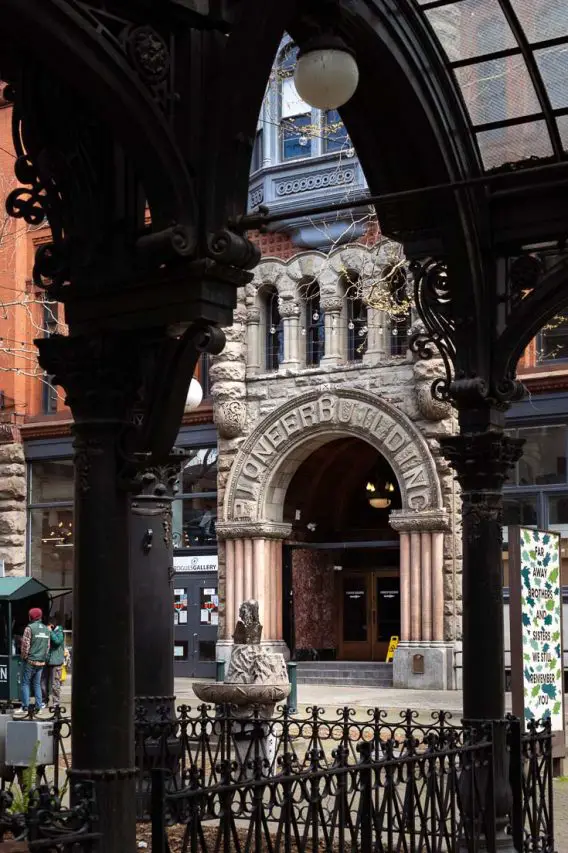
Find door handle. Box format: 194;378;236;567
192;632;198;657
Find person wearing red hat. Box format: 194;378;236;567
19;608;50;713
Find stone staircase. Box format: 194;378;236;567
296;661;393;688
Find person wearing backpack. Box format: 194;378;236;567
45;618;65;707
19;608;50;713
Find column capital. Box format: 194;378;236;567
389;508;450;532
440;430;524;494
216;521;292;541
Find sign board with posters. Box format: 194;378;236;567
509;526;565;765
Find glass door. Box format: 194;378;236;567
373;574;400;661
338;571;400;661
339;574;372;660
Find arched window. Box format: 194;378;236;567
390;315;410;356
305;280;324;366
347;297;368;362
279;44;312;161
263;287;283;371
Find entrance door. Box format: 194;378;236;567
339;571;400;661
173;573;219;678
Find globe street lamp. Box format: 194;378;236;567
294;35;359;110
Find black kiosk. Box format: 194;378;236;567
0;578;52;702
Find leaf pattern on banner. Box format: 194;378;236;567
519;528;564;731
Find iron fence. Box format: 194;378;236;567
0;781;100;851
139;705;554;853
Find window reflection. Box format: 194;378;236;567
181;448;218;494
30;460;74;503
29;507;73;630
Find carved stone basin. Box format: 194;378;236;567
192;681;291;706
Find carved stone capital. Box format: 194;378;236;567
320;296;343;313
389;508;450;532
215;400;247;439
246;307;261;325
216;521;293;541
440;431;524;495
278;300;301;319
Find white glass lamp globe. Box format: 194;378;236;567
294;39;359;111
184;378;203;412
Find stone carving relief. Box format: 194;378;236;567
214;400;247;439
223;388;443;523
413;357;452;421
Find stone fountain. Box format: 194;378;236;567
193;599;290;716
192;600;290;773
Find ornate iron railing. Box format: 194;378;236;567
0;781;100;851
139;706;554;853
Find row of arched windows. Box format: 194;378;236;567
255;280;410;373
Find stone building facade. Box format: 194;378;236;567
212;240;462;690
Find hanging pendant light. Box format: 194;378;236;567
366;480;395;510
294;35;359;111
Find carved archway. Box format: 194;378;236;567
223;388;443;524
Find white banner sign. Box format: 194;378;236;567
173;555;218;573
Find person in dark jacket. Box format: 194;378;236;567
45;618;65;707
20;608;50;712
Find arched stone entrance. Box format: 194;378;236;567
218;388;451;688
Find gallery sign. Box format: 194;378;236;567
509;527;565;746
173;555;218;573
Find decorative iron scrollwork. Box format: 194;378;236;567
409;259;456;402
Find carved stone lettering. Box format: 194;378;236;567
225;389;443;521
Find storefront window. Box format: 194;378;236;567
506;425;567;485
173;446;218;550
181;448;218;494
29;459;74;503
29;507;73;629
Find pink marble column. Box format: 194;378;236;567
399;532;411;642
432;531;445;642
420;531;432;642
263;539;273;639
244;538;253;601
274;540;283;639
234;539;244;624
410;532;422;642
225;539;235;638
253;537;265;624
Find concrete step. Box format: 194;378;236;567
296;661;393;688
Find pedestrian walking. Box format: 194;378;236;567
19;608;50;714
45;617;65;707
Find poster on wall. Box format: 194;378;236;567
509;527;565;744
174;590;188;626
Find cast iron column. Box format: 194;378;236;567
37;332;145;853
131;461;181;721
441;419;524;849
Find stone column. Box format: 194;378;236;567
245;308;261;374
216;521;292;663
390;509;451;690
319;296;343;367
363;307;386;364
279;299;301;371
